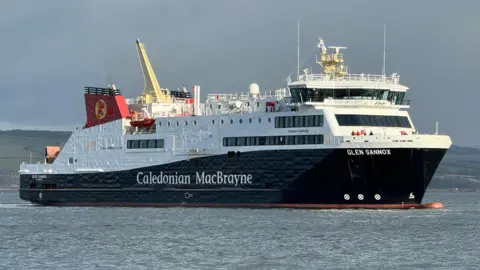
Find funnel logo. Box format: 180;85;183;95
95;99;107;120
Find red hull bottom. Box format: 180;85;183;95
36;202;444;209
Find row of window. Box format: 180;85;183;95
289;88;407;105
156;115;323;128
159;117;275;127
274;115;323;128
127;139;165;149
223;135;324;147
335;114;411;128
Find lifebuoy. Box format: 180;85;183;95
162;112;166;116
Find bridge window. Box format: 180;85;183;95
127;139;165;149
223;134;324;146
275;115;323;128
289;88;406;104
335;114;411;128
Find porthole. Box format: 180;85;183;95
268;117;271;123
185;121;188;126
176;121;179;126
211;120;215;125
221;119;224;125
249;118;252;123
168;121;171;126
194;120;197;125
258;118;262;123
239;119;243;124
230;119;233;124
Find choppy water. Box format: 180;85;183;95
0;191;479;270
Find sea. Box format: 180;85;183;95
0;191;478;270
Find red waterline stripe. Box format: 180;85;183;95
38;202;428;209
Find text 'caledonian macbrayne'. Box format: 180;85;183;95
136;172;253;186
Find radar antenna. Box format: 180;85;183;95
316;37;348;77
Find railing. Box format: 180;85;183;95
84;86;122;96
325;132;451;146
295;73;401;84
321;99;411;107
207;88;290;101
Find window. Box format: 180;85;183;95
274;115;324;128
222;134;324;147
289;88;404;103
127;139;165;149
335;114;411;128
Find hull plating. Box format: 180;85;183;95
19;148;447;208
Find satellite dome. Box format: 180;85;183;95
249;83;260;95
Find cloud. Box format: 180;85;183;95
0;0;478;144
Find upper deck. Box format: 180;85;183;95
290;72;407;92
285;37;410;108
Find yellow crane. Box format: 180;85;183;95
135;39;171;104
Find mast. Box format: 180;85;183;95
297;20;300;77
382;24;386;76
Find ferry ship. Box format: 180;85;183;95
18;37;451;209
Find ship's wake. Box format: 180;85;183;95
0;203;36;209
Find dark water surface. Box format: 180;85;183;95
0;191;478;270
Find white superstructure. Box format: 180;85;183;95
19;37;451;175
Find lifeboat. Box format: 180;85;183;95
130;117;155;127
129;110;156;127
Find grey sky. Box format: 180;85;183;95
0;0;478;145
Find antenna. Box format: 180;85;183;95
297;20;300;76
382;24;386;76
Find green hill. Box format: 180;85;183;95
0;129;71;165
0;130;479;190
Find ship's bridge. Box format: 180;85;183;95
288;38;410;109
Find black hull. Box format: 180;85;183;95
19;148;448;209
